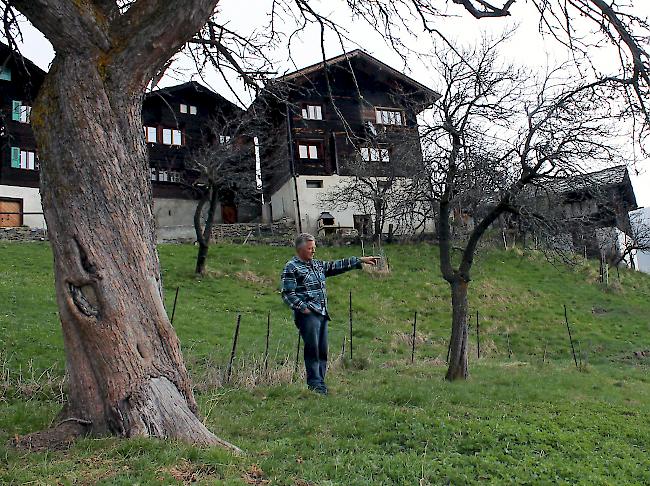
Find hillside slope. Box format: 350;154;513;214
1;242;650;484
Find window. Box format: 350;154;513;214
375;108;404;126
219;135;231;144
360;147;390;162
11;147;36;170
12;101;31;123
162;128;183;146
159;170;169;182
21;150;36;170
180;103;188;114
189;105;197;115
169;171;182;183
144;126;157;143
301;104;323;120
306;179;323;189
0;66;11;81
298;142;320;160
149;167;157;181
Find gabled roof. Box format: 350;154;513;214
146;81;242;111
278;49;440;103
0;42;47;79
529;165;638;210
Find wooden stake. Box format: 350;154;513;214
411;311;417;364
294;331;301;374
507;332;512;359
349;290;353;361
264;310;271;373
543;342;547;364
476;310;480;359
170;286;180;324
564;304;579;369
341;335;346;360
225;314;241;384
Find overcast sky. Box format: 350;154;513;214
13;1;650;208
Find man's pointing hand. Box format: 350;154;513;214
360;256;381;266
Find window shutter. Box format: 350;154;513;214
10;147;20;168
12;101;21;121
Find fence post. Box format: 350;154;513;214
264;310;271;374
411;311;417;364
564;304;579;368
294;331;301;375
225;314;241;384
349;290;353;361
170;286;180;324
476;310;480;359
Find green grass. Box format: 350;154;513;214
1;241;650;484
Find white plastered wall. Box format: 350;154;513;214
280;175;435;236
0;185;46;228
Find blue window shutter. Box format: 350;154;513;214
11;101;21;121
10;147;20;168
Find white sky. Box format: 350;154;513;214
12;0;650;208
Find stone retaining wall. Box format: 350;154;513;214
0;226;48;242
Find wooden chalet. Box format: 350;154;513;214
255;49;439;235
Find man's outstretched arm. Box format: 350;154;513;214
323;256;380;277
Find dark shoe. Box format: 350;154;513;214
308;385;328;395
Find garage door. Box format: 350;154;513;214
0;199;22;227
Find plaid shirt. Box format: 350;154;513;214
281;256;362;316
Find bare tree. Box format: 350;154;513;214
189;108;261;275
611;210;650;267
420;34;629;380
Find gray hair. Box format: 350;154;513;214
295;233;316;249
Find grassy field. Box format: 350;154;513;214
1;241;650;484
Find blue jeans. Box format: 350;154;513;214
294;311;328;391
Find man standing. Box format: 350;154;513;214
281;233;379;395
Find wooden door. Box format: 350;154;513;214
0;198;22;227
222;204;238;224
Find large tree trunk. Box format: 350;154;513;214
445;279;469;381
19;50;238;451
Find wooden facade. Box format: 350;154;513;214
0;42;259;227
257;50;439;198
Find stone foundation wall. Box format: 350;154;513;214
210;220;296;246
0;226;48;242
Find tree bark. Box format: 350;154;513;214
445;279;469;381
21;47;238;451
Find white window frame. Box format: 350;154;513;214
361;146;390;162
20;150;36;170
149;167;157;181
19;105;31;124
159;170;169;182
189;105;197;115
298;142;320;160
180;104;188;114
162;128;183;146
219;135;231;144
169;171;182;183
301;104;323;120
144;126;157;143
375;108;404;126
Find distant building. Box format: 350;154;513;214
256;49;439;236
0;42;46;229
525;165;639;266
0;43;259;239
143;81;259;239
